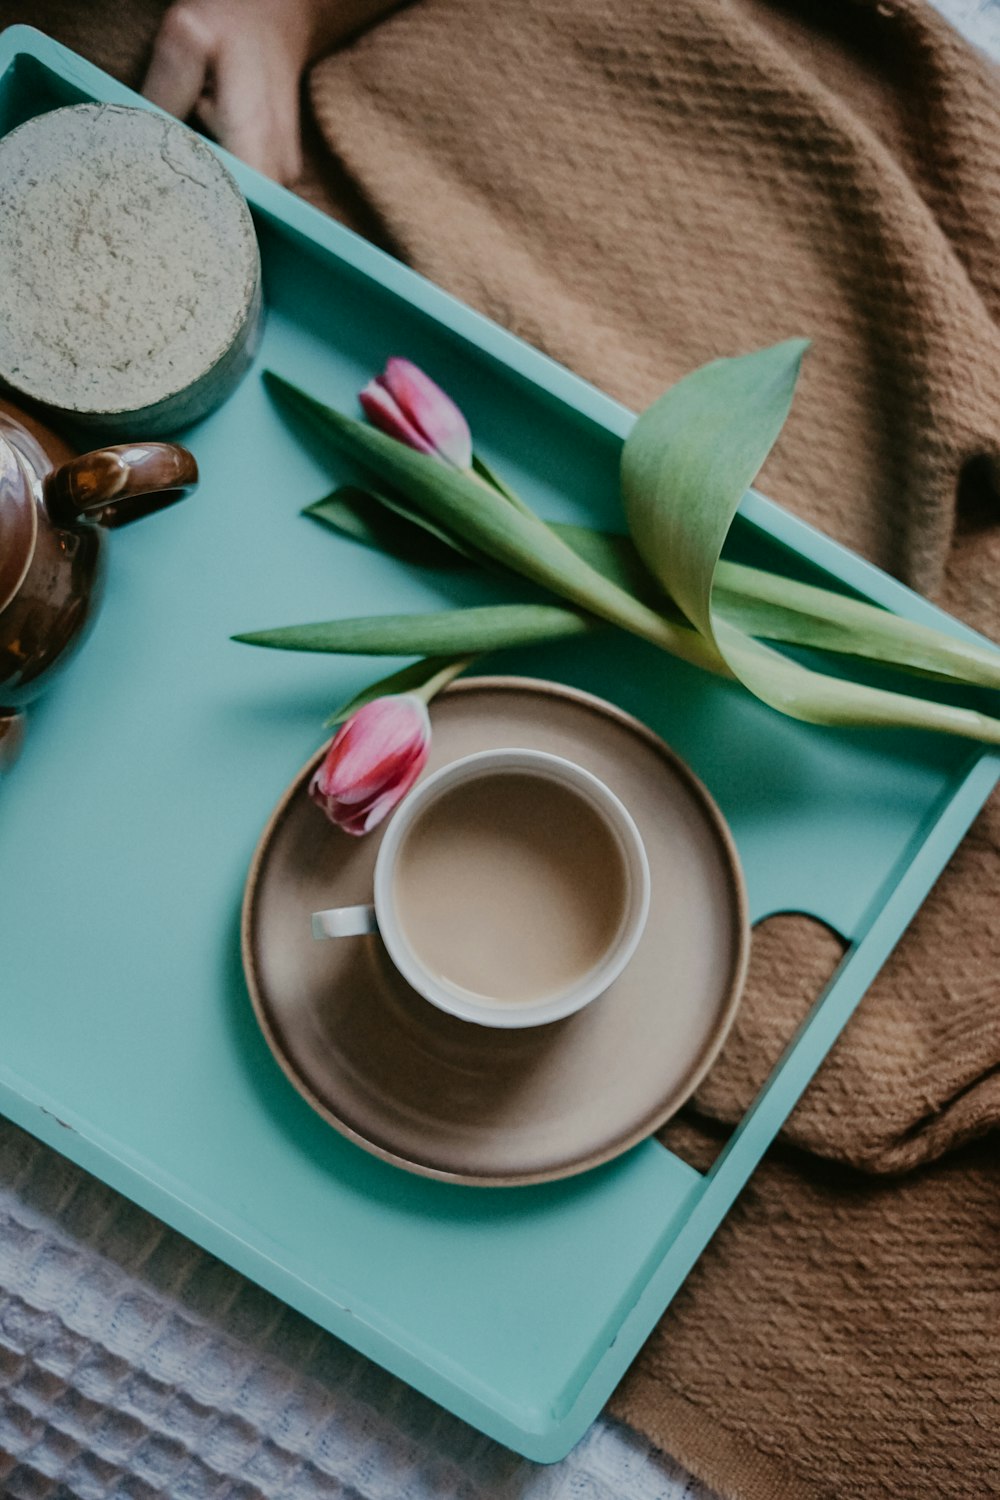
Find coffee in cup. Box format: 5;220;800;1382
312;749;650;1028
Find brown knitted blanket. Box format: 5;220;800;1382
7;2;1000;1495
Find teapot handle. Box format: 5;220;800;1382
45;443;198;529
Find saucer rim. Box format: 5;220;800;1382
241;675;750;1188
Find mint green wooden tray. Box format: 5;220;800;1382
1;27;997;1463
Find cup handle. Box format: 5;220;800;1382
45;443;199;529
312;904;378;939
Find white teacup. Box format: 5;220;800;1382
312;748;650;1029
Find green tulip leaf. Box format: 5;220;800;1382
256;356;1000;748
623;340;808;638
554;525;1000;689
306;486;473;568
472;452;535;513
555;525;1000;688
263;371;723;675
713;561;1000;689
304;485;1000;693
233;602;600;655
304;479;1000;693
549;522;684;615
622;341;1000;743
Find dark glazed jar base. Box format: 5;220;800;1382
0;709;25;770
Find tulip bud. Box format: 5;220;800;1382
309;693;431;836
360;357;473;471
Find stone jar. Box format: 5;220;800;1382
0;104;262;437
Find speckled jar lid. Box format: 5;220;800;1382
0;104;262;436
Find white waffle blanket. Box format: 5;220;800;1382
0;1121;711;1500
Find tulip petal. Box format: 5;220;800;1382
323;697;428;794
309;693;431;836
382;357;473;471
360;379;438;457
357;757;426;833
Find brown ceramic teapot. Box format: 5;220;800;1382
0;398;198;765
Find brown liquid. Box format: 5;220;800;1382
394;772;628;1004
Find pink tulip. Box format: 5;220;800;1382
309;693;431;836
360;357;473;471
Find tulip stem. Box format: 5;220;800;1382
612;600;734;675
413;656;477;702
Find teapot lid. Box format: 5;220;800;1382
0;433;37;615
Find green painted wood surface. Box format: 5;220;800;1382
0;28;996;1461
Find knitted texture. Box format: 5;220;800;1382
632;1118;1000;1500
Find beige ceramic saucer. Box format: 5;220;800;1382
242;677;749;1186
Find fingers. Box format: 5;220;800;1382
143;2;307;186
208;38;304;185
141;5;213;122
191;92;219;140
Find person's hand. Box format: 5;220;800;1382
143;0;399;185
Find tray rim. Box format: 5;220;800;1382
241;674;751;1187
2;24;999;1465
